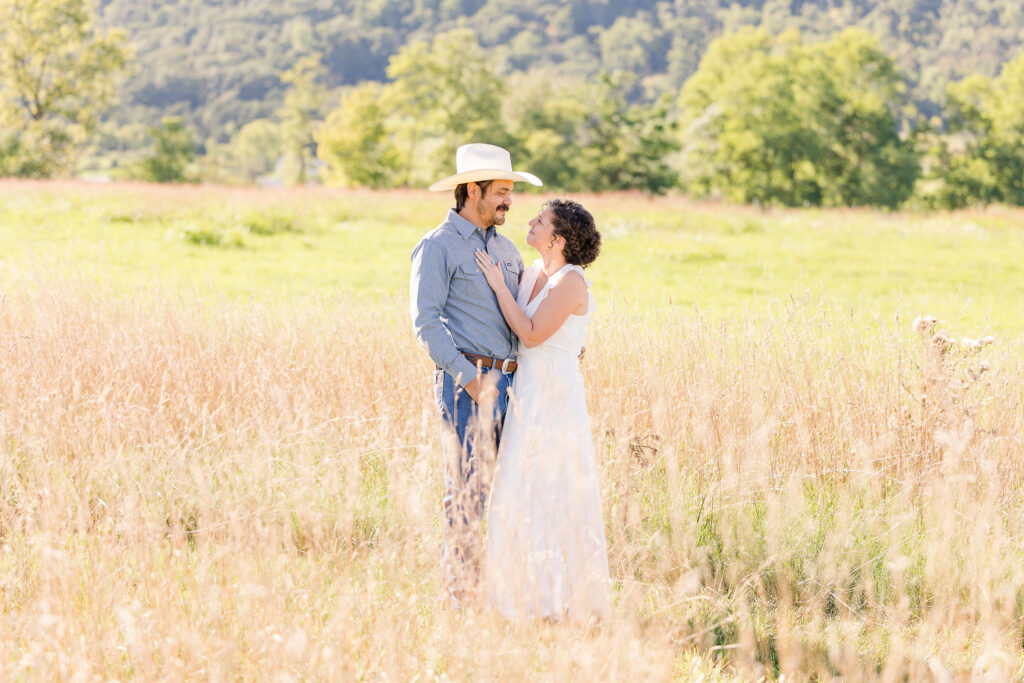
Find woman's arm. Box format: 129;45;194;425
475;250;586;348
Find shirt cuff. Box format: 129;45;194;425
447;356;479;388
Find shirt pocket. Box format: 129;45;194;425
501;258;522;294
454;260;491;296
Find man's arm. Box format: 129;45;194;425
410;239;478;387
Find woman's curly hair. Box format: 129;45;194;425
548;198;601;268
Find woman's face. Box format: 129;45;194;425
526;206;557;253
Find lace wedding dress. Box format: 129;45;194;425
484;262;611;621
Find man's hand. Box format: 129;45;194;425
463;371;499;405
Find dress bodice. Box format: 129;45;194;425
516;261;593;356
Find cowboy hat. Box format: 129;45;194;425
428;143;543;192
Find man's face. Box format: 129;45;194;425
476;180;513;227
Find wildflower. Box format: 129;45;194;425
980;336;995;346
913;315;938;332
960;337;981;352
931;332;951;352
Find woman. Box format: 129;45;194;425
474;198;610;622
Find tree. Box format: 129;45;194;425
385;28;513;186
923;50;1024;207
574;74;679;193
678;28;819;205
506;70;678;193
0;0;131;176
677;28;918;207
136;117;196;183
277;54;327;185
802;29;920;207
316;82;400;188
598;12;666;75
504;69;593;191
227;119;284;183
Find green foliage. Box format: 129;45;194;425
136;117;196;183
678;28;918;207
319;56;676;193
277;54;328;185
244;212;295;236
920;51;1024;208
93;0;1024;149
384;28;512;186
575;76;679;193
225;118;285;184
7;0;1024;204
316;82;400;188
598;11;668;76
0;0;131;176
520;72;679;194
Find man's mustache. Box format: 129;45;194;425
497;204;510;212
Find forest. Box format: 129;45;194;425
97;0;1024;138
2;0;1023;206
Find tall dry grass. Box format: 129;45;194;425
1;271;1023;679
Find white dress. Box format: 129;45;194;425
484;262;612;621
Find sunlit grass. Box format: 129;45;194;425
2;181;1022;330
2;181;1024;678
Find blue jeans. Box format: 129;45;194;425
434;365;512;602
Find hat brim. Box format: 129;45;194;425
428;169;543;192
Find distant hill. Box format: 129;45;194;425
98;0;1024;144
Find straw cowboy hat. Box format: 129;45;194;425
428;143;543;192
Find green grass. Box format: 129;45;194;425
2;181;1022;332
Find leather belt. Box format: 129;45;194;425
462;351;517;373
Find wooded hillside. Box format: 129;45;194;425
98;0;1024;141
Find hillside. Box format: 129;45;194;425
98;0;1024;144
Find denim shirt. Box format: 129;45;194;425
410;209;524;386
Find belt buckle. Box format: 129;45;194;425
501;358;512;373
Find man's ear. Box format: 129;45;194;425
467;182;481;200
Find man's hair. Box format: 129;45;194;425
548;198;601;268
454;180;495;212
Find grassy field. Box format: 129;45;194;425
2;180;1024;679
2;180;1022;330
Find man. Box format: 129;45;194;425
410;143;542;606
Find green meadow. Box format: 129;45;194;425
3;181;1022;333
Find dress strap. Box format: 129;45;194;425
559;264;591;288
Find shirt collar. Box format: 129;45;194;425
447;209;493;241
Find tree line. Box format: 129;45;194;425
95;0;1024;142
2;0;1023;209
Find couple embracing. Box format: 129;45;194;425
410;143;611;622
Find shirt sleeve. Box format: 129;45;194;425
410;239;478;386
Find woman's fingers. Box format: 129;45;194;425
475;249;493;272
474;250;501;290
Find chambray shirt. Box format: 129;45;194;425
410;209;524;386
